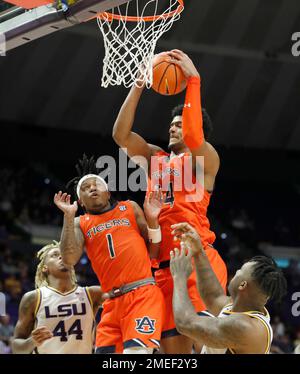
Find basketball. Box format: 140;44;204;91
152;55;187;96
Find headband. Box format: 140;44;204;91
76;174;108;199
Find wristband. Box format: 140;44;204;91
147;226;162;244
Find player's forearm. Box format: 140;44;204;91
172;280;229;348
12;337;35;354
145;217;161;259
182;77;204;149
60;214;81;266
112;85;144;145
173;277;198;334
178;315;233;349
193;251;225;309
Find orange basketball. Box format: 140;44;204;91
152;55;187;96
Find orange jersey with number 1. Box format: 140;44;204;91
79;201;152;292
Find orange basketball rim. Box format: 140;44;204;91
97;0;184;22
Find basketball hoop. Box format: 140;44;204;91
96;0;184;88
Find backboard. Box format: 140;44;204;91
0;0;130;52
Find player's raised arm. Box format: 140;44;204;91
171;223;229;316
170;246;266;353
112;85;151;161
112;59;165;165
168;50;220;185
12;291;53;354
174;302;261;352
54;192;85;266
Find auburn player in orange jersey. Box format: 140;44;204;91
54;155;165;354
113;49;227;353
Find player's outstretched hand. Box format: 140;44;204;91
143;188;164;223
31;326;53;347
170;242;193;280
54;191;78;216
171;222;203;256
167;49;200;79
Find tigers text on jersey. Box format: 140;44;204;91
148;151;216;263
201;304;273;354
34;286;94;354
80;201;152;292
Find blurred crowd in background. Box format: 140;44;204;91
0;162;300;354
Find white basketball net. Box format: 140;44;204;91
97;0;184;88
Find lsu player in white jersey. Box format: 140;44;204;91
12;242;106;354
169;223;287;354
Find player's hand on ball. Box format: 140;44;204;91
171;222;203;256
167;49;200;79
31;326;53;346
54;191;78;216
170;242;193;280
152;51;171;66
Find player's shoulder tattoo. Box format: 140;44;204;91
20;290;38;315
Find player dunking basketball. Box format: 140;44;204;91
54;155;165;354
113;49;227;353
12;242;105;354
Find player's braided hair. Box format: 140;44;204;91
66;154;99;198
249;256;287;303
171;104;213;140
66;154;116;207
35;241;77;289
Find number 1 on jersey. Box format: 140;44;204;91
106;233;116;259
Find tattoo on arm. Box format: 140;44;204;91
172;260;261;353
173;277;199;335
193;253;230;315
60;216;84;265
179;313;252;351
12;291;36;354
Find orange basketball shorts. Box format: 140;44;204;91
155;246;227;338
95;284;165;353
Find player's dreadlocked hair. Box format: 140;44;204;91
66;154;99;198
249;256;287;303
35;241;77;289
66;154;117;210
171;105;213;140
